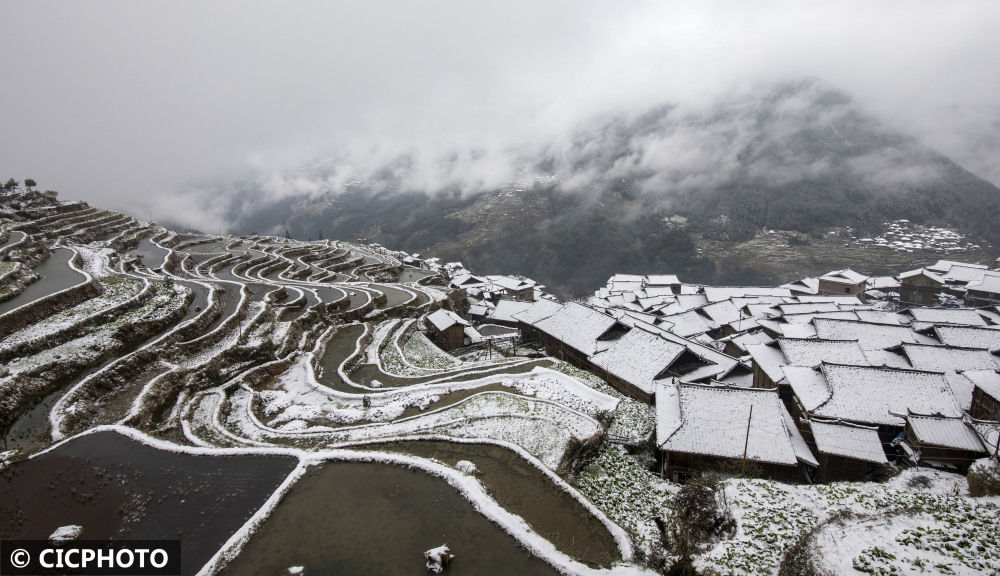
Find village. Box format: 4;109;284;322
1;187;999;575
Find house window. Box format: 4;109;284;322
845;287;850;293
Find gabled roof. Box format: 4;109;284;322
510;297;563;326
778;302;840;316
699;300;742;326
933;325;1000;351
704;286;792;302
486;275;536;291
781;277;820;295
746;342;787;383
809;419;887;464
490;299;534;323
927;260;987;274
534;302;620;356
660;309;712;337
899;268;945;284
965;369;1000;402
645;274;681;286
908;307;986;327
900;344;999;373
427;309;469;332
808;364;961;426
813;318;922;350
656;382;805;467
967;271;1000;295
588;327;686;396
819;269;869;285
778;338;869;368
906;414;986;452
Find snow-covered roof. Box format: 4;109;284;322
490;299;534;323
704;286;792;303
819;269;869;285
784;366;831;411
778;302;840;316
908;307;986;327
809;419;887;464
942;264;992;284
782;404;819;467
450;273;486;288
533;302;620;356
900;344;999;373
726;330;771;353
907;414;985;452
467;303;491;317
812;364;961;426
868;276;901;290
726;317;760;334
510;297;562;327
699;300;742;326
660;309;712;337
927;260;987;274
854;310;909;326
778;339;869;368
899;268;945;284
796;296;864;305
778;322;817;339
781;277;820;295
813;318;921;350
426;309;469;332
933;325;1000;351
645;274;681;286
656;382;802;466
589;327;686;396
965;369;1000;402
486;275;536;291
746;342;787;383
967;271;1000;295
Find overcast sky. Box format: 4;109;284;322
3;1;999;228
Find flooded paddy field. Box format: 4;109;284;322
398;267;434;283
370;283;414;308
131;237;168;269
0;430;298;576
0;248;83;315
351;358;552;388
359;440;621;567
221;461;562;576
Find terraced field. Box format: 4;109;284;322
0;191;641;575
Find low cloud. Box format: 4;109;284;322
2;1;998;231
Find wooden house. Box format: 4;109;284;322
426;309;469;351
806;418;887;482
902;413;987;473
818;269;869;297
899;269;945;306
967;370;1000;421
656;382;817;483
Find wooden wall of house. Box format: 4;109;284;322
971;387;1000;421
814;453;871;482
661;450;805;483
900;275;942;306
818;280;863;296
752;363;776;389
587;364;653;403
432;324;465;351
538;332;590;369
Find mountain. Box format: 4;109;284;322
208;79;1000;296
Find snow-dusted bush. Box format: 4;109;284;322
967;458;1000;497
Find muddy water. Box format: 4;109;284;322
0;430;298;576
314;285;348;306
360;440;621;567
0;248;83;315
221;461;561;576
316;324;367;392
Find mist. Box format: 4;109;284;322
3;1;999;232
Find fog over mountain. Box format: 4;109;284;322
3;1;1000;233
